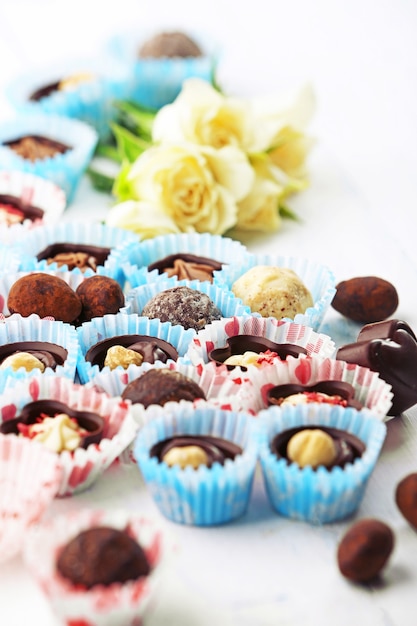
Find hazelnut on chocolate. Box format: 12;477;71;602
75;275;125;323
104;345;144;370
337;518;394;583
287;428;337;469
395;472;417;530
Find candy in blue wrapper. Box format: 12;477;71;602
257;403;386;524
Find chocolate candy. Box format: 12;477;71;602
266;381;362;410
56;526;150;589
85;334;178;369
3;135;71;161
395;472;417;530
270;425;365;469
36;242;111;272
75;275;125;323
0;399;104;450
29;72;94;101
331;276;399;324
138;31;202;58
141;286;222;332
337;518;395;583
148;253;222;283
150;434;243;468
0;341;67;371
336;319;417;416
121;368;206;407
0;194;44;224
209;334;307;369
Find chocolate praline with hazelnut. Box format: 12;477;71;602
151;434;243;469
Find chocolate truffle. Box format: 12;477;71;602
85;334;178;370
121;368;206;407
336;319;417;416
141;286;222;331
148;253;222;283
267;381;362;410
331;276;399;324
75;275;125;323
270;425;365;470
395;472;417;530
231;266;313;319
56;526;151;589
3;135;71;162
151;434;243;469
138;31;202;58
0;194;44;225
7;273;82;323
209;334;307;369
337;519;395;583
37;242;111;272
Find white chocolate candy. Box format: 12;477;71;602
28;413;85;453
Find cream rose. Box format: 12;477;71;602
124;142;253;235
235;157;283;232
105;200;180;239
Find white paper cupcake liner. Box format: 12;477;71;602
0;112;98;202
76;312;196;384
23;508;165;625
0;314;79;390
5;57;132;140
0;376;138;496
12;221;138;285
0;170;66;245
0;246;21;273
214;253;336;331
185;315;337;366
112;232;248;289
257;403;387;524
241;354;393;417
0;434;62;562
134;403;258;525
107;28;219;110
123;278;253;321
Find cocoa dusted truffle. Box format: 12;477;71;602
56;526;151;589
121;368;206;407
3;135;71;162
36;242;111;272
138;31;202;58
85;334;178;370
141;286;222;332
148;253;222;283
151;434;243;469
75;275;125;323
395;472;417;530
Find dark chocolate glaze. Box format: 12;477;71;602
29;80;60;102
3;135;71;160
121;368;206;407
148;253;222;282
209;334;308;369
85;334;179;369
267;381;363;410
151;434;243;467
0;341;67;370
0;399;104;448
36;242;111;271
271;425;366;469
337;319;417;416
56;526;151;589
0;194;44;222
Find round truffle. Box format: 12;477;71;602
138;31;202;58
121;368;206;407
395;472;417;530
56;526;150;589
75;275;125;323
7;273;82;323
141;286;222;332
231;266;313;319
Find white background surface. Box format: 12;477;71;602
1;1;417;625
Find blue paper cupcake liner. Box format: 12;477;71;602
76;312;196;384
0;314;79;391
257;403;387;524
0;246;21;274
213;253;336;331
107;29;219;110
12;221;138;286
123;278;253;321
5;57;132;140
0;113;98;202
112;232;248;289
134;403;258;525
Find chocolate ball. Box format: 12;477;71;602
337;518;394;583
7;273;82;323
121;368;206;407
56;526;150;589
75;275;125;322
395;472;417;530
138;31;202;58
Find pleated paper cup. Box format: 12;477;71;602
0;376;138;496
134;403;258;525
257;403;387;524
23;508;165;626
0;434;62;562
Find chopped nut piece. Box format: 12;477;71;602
0;352;45;372
104;345;144;370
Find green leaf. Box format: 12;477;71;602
279;203;300;221
87;167;115;194
114;100;157;141
94;142;122;163
111;123;151;164
113;160;136;201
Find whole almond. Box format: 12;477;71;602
331;276;398;323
